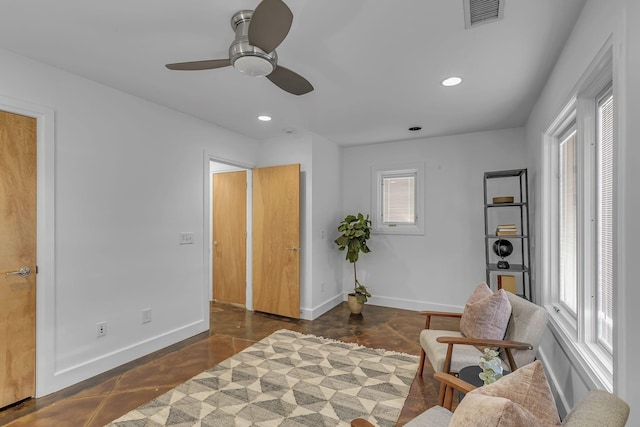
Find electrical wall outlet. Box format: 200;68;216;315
97;321;107;337
142;308;152;324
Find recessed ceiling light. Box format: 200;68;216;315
441;76;463;87
258;115;272;122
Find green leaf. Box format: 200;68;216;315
336;213;373;297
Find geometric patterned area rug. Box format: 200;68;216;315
106;329;419;427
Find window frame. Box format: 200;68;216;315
371;162;425;235
542;45;614;391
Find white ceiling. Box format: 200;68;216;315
0;0;586;146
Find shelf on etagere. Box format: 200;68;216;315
484;169;528;179
487;263;529;273
486;202;527;208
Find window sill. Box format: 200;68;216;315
372;225;424;236
546;310;613;392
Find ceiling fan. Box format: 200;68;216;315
165;0;313;96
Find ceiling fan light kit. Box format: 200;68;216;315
165;0;313;95
229;10;276;77
233;54;275;77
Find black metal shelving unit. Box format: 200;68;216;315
483;168;531;300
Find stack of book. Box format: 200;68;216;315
498;275;517;293
496;224;518;236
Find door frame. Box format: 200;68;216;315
0;96;55;397
203;153;254;310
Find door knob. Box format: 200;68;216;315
213;241;219;246
287;247;299;251
5;267;31;278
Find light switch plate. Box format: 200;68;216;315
179;232;194;245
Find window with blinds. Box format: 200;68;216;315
371;162;425;235
382;174;416;224
597;86;614;353
543;47;614;390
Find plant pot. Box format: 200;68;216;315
347;294;364;315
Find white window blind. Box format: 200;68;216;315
559;127;578;314
597;87;614;353
382;174;415;224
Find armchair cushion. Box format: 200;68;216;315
404;406;452;427
459;282;512;343
449;360;561;426
420;329;510;373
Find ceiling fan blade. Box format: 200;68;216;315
267;65;313;95
248;0;293;53
165;59;231;71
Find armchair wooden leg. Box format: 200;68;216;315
418;349;426;376
437;381;446;407
443;383;454;410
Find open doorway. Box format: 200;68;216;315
209;161;251;308
206;157;301;318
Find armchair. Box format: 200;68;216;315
418;291;549;402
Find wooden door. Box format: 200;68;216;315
252;164;300;318
0;110;37;408
212;171;246;305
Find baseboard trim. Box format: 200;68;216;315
354;293;463;313
300;294;343;320
42;321;208;397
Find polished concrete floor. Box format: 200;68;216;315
0;302;459;426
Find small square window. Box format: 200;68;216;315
371;162;425;235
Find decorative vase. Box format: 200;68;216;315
347;294;363;314
493;239;513;269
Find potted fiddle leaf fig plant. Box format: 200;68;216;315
335;213;372;314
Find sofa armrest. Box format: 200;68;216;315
436;336;533;350
562;390;630;427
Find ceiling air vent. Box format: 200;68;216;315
464;0;504;29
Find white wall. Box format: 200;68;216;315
340;128;526;311
619;1;640;424
310;133;343;317
0;48;260;396
525;0;638;422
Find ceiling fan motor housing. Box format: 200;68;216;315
229;10;277;77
